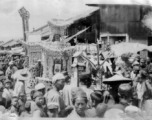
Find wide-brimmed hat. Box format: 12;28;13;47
13;69;31;81
103;75;132;84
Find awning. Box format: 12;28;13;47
1;40;19;47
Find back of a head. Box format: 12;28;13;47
90;90;104;103
96;103;107;118
139;70;147;78
79;73;92;87
118;83;132;98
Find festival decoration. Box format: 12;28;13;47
110;42;147;56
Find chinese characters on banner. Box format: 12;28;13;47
76;44;97;53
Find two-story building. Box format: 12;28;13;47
66;5;152;58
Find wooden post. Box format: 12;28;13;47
95;26;100;68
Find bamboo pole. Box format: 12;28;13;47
95;26;100;68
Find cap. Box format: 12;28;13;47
118;83;132;97
35;83;45;91
71;87;87;100
52;73;65;84
33;91;43;99
47;102;59;110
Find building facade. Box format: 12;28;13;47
67;5;152;58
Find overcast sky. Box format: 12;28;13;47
0;0;152;41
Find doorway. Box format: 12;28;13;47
148;37;152;58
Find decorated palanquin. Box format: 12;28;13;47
26;41;75;79
25;19;76;80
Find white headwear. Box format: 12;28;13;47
35;83;45;90
104;108;124;118
125;105;141;114
9;61;14;65
52;73;65;84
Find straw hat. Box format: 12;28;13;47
13;69;31;81
103;75;132;84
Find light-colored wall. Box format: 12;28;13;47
130;38;148;58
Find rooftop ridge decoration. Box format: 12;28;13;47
47;19;71;39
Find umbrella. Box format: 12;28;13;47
64;27;89;43
103;74;132;84
110;42;147;56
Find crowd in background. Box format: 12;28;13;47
0;52;151;119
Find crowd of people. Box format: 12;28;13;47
0;52;152;119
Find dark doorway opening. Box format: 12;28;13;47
148;37;152;58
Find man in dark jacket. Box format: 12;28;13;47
107;83;132;111
35;60;43;77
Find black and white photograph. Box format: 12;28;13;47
1;0;152;119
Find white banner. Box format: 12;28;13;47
27;34;41;43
